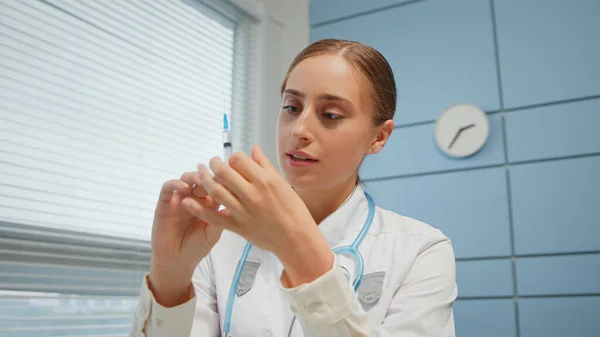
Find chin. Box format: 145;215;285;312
283;171;320;190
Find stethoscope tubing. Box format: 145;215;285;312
223;191;375;336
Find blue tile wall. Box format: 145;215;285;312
360;114;504;179
310;0;600;335
519;297;600;337
311;0;500;126
453;299;517;337
516;254;600;296
310;0;414;26
505;99;600;162
365;168;511;259
456;259;513;298
510;156;600;255
494;0;600;108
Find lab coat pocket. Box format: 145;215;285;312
357;271;386;311
236;261;260;296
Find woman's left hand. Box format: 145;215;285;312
181;145;334;286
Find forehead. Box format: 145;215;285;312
285;54;370;103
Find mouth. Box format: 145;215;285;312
285;150;318;167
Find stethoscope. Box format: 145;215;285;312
222;190;376;337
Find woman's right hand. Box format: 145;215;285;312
148;171;223;307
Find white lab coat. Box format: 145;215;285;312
129;184;457;336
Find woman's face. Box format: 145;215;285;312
276;54;384;191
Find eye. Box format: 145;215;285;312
323;112;342;120
283;105;300;113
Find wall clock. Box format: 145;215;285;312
434;103;490;158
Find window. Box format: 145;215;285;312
0;0;255;334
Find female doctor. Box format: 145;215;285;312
129;39;457;337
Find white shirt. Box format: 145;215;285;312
129;184;457;337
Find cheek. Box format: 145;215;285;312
323;131;367;165
276;117;293;158
276;118;288;144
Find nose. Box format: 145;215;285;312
291;108;314;142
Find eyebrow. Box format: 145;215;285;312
283;89;350;103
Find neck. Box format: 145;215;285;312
296;178;358;225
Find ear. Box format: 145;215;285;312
370;119;394;154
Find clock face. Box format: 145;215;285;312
434;103;490;158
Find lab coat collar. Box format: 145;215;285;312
317;183;369;248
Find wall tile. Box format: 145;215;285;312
520;297;600;337
454;299;516;337
511;156;600;255
309;0;413;25
365;167;511;258
456;259;513;298
516;254;600;296
495;0;600;108
506;98;600;162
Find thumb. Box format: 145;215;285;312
251;145;276;171
204;222;224;247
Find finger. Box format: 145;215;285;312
251;145;277;171
159;180;190;202
208;157;252;201
198;164;244;214
227;151;265;183
191;185;208;198
180;171;208;198
180;171;201;187
196;195;220;210
181;197;241;233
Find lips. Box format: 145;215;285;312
285;149;318;167
286;150;317;161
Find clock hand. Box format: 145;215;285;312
448;130;462;149
448;123;476;149
461;123;475;132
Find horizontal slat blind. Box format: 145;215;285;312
0;222;150;335
0;0;235;240
0;0;254;335
230;7;256;155
0;222;150;296
0;289;138;335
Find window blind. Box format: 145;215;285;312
0;0;256;335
